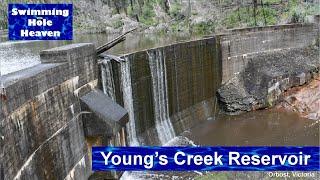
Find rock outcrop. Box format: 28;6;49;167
276;77;320;120
217;47;320;115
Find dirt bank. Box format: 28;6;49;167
276;77;320;120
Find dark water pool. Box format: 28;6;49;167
190;109;319;146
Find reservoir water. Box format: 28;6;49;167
0;33;193;75
190;109;319;146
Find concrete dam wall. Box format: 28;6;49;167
0;44;128;180
218;23;318;83
216;23;319;114
0;23;319;179
101;37;221;145
101;23;318;145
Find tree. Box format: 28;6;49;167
261;0;267;25
130;0;134;12
113;0;121;14
253;0;257;26
163;0;171;13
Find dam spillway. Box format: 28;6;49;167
101;38;221;145
0;23;319;179
100;23;319;147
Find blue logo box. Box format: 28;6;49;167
92;146;320;171
8;4;73;40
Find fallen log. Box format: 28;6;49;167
99;54;125;63
96;28;137;54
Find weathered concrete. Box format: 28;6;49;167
217;23;318;83
101;38;221;145
218;47;320;114
40;43;96;64
100;23;320;145
0;43;126;180
80;89;128;137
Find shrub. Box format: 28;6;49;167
112;19;124;29
169;3;184;20
193;20;216;35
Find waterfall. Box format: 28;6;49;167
100;57;139;146
120;58;139;146
147;49;175;145
101;52;177;146
100;60;116;101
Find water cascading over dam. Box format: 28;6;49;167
100;38;221;145
99;23;319;146
147;49;175;145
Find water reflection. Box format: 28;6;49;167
0;33;194;75
190;109;319;146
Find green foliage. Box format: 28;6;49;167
169;21;184;33
284;2;318;23
127;2;141;17
195;173;228;180
261;8;276;25
0;0;319;33
193;20;216;35
140;3;157;26
169;3;183;19
0;1;9;29
111;8;119;15
223;6;278;28
223;1;319;29
112;19;124;28
264;0;282;4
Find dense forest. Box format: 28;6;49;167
0;0;318;35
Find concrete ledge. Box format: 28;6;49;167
1;42;98;116
1;43;98;180
217;23;316;36
1;63;64;88
80;89;128;137
40;43;96;63
0;63;68;114
217;23;318;83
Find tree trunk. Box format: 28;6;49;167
164;0;170;13
130;0;134;12
237;1;241;22
253;0;257;26
113;0;120;14
261;0;267;25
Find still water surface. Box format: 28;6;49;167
190;109;319;146
0;33;193;75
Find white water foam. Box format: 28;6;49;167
120;135;198;180
101;60;117;101
147;49;175;145
121;58;139;146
